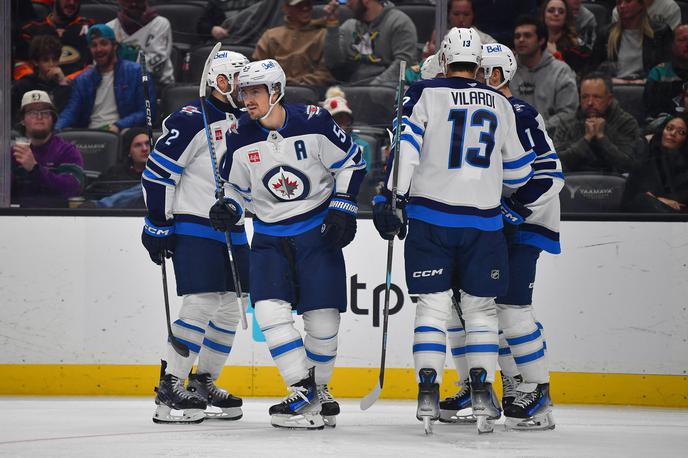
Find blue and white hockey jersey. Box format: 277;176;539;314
387;77;534;230
142;97;247;245
509;97;565;254
220;104;367;236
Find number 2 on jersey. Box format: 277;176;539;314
447;109;497;169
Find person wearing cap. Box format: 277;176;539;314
15;0;94;81
253;0;335;87
11;35;74;125
321;86;372;171
107;0;175;88
11;90;85;208
323;0;418;87
56;24;150;133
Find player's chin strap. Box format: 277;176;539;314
215;78;240;109
260;89;284;121
484;67;509;90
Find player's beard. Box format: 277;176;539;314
29;127;52;141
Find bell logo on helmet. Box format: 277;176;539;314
215;51;228;59
262;61;275;70
486;45;503;53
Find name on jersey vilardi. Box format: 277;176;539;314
451;90;495;108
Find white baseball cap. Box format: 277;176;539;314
21;90;54;111
322;95;353;118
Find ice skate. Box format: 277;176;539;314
469;368;502;434
501;373;522;412
439;379;476;424
504;383;555;431
269;367;324;430
317;384;339;427
187;373;243;420
416;368;440;435
153;373;207;424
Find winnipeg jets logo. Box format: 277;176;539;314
262;165;310;202
306;105;321;119
180;105;201;115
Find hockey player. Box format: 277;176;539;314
141;50;250;424
372;28;534;434
209;59;367;429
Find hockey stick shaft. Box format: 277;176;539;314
361;60;406;410
140;51;189;358
199;43;248;330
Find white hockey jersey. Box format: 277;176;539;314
220;104;367;236
387;77;534;230
107;16;175;87
142;97;247;245
509;97;564;254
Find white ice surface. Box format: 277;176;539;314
0;398;687;457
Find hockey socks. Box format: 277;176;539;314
303;308;340;386
497;304;549;384
460;293;499;383
412;291;453;384
197;292;240;379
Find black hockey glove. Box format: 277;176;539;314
321;193;358;249
500;197;532;225
372;192;407;240
141;217;176;265
209;197;242;232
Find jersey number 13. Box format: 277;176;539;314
447;109;497;169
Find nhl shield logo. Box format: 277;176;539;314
491;269;500;280
262;165;310;202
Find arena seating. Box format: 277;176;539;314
342;85;397;128
560;172;627;212
58;129;120;180
613;85;645;125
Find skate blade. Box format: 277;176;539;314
422;416;434;435
323;415;336;428
152;405;205;424
271;412;325;430
476;415;496;434
204;406;243;421
439;408;477;424
505;412;556;431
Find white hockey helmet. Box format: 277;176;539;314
420;53;443;80
480;43;517;89
439;27;482;75
206;49;249;107
238;59;286;120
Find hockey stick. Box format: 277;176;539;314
360;60;407;411
199;42;249;331
139;51;189;358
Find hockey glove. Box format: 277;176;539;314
321;193;358;249
372;192;408;240
500;197;532;225
209;198;242;232
141;217;176;265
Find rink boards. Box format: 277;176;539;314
0;216;686;407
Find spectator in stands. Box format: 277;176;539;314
511;16;579;128
591;0;673;84
422;0;495;60
88;127;148;208
321;86;373;170
12;35;73;125
197;0;255;41
323;0;418;87
553;73;642;173
11;90;84;208
107;0;174;88
566;0;597;49
624;113;688;212
612;0;682;30
15;0;94;81
472;0;538;45
644;24;688;120
253;0;334;87
217;0;285;46
56;24;149;134
541;0;592;74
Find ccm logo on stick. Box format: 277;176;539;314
412;269;444;278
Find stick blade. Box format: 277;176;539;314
199;42;223;98
359;382;382;411
170;337;190;357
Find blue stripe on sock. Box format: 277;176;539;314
506;328;542;346
270;339;304;358
464;344;499;353
447;327;464;332
202;337;231;354
172;337;201;353
451;346;466;356
412;343;446;353
414;326;445;334
208;321;236;335
173;320;205;334
306;349;336;362
514;347;546;364
499;347;512;355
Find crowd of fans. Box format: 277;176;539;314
7;0;688;214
